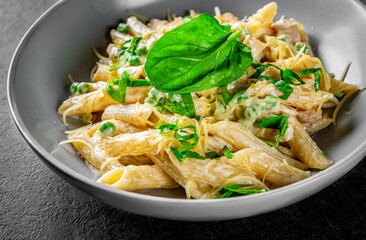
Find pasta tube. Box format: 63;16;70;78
98;165;178;191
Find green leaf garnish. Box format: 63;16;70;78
145;13;253;94
321;151;327;156
205;151;221;159
99;121;116;136
105;71;151;102
114;39;132;59
257;115;289;146
214;184;268;199
283;69;305;85
250;64;293;100
250;64;321;99
222;145;234;159
298;68;322;92
105;72;129;102
154;121;203;162
109;37;142;71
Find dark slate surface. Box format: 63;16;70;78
1;0;365;239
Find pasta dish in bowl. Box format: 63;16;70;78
8;0;366;220
58;2;358;199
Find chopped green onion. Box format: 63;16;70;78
257;115;289;146
214;184;268;199
128;54;140;66
77;82;91;94
136;45;147;56
117;23;130;33
321;151;327;156
222;146;234;159
298;68;322;92
70;82;78;95
283;69;306;85
205;151;221;159
154;121;203;162
184;151;205;160
100;121;116;136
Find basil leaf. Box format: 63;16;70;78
222;145;234;159
145;13;253;94
298;68;322;92
257;115;289;145
205;151;221;159
105;72;129;102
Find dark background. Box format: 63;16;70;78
1;0;365;239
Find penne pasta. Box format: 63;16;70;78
58;2;358;199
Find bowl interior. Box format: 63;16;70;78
8;0;366;200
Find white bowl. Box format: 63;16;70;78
7;0;366;220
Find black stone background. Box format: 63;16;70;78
1;0;365;239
